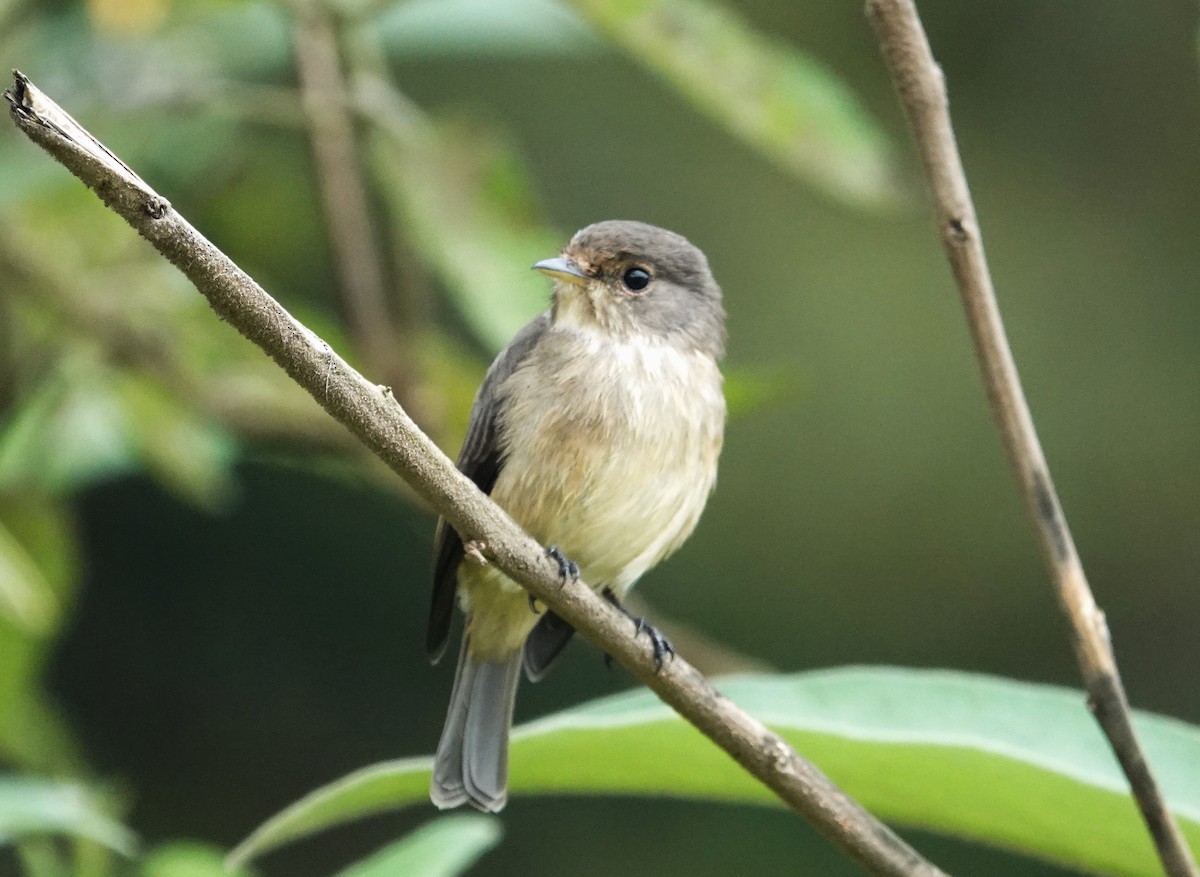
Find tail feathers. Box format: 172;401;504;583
431;640;522;812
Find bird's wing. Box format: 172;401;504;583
522;610;577;681
426;312;552;662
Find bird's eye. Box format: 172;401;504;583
621;267;651;292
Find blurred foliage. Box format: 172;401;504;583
563;0;905;208
366;111;563;352
0;778;135;856
0;493;82;775
1;0;1198;875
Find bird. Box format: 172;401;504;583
427;219;727;812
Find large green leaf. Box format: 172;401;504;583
0;777;136;855
231;668;1200;875
564;0;904;208
332;816;501;877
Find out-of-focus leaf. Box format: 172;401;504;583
0;494;77;614
0;521;56;634
374;0;594;57
330;817;501;877
0;695;86;778
0;355;235;507
2;189;341;504
0;495;83;773
0;778;136;856
230;668;1200;876
368;115;561;352
143;841;252;877
0;366;137;494
113;373;237;510
564;0;904;209
1;3;291;200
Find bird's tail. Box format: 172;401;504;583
430;636;522;812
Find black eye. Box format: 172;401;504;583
621;267;651;292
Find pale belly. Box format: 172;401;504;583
459;333;725;659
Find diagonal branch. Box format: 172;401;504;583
4;71;947;877
865;3;1199;876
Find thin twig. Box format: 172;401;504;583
865;4;1199;875
5;71;946;877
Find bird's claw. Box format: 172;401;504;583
633;617;675;671
601;587;674;672
544;545;580;583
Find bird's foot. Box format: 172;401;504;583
633;617;675;671
544;545;580;584
602;587;674;672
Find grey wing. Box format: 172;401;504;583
522;610;577;681
426;312;551;663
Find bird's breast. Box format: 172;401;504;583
490;329;725;592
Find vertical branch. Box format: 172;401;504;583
290;1;406;389
866;3;1198;875
338;15;440;354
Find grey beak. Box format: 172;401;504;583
532;256;589;283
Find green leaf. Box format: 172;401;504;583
0;495;85;774
142;841;252;877
368;114;562;353
564;0;904;208
231;668;1200;876
331;816;501;877
112;373;237;511
0;366;137;494
0;777;136;855
0;521;58;635
0;362;235;507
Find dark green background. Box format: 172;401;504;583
4;0;1198;874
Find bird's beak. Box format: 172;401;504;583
532;255;589;284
